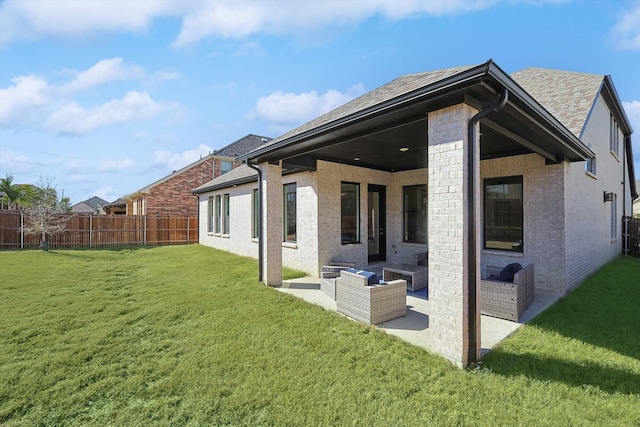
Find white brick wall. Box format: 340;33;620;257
480;154;566;291
563;95;625;289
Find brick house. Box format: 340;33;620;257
193;60;636;367
125;134;270;216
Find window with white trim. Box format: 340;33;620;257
223;194;230;234
215;195;222;233
207;196;214;233
610;113;620;157
252;188;259;239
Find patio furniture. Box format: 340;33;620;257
480;263;535;322
412;251;428;267
336;270;407;324
382;264;428;292
320;261;357;300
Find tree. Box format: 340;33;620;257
0;173;21;210
21;177;73;250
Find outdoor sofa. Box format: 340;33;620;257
336;269;407;324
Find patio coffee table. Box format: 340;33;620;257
382;264;428;292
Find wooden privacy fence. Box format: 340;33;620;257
624;216;640;257
0;211;198;249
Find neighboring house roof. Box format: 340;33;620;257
104;197;126;207
126;134;271;198
214;134;272;158
192;164;258;194
71;196;108;213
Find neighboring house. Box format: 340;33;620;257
103;198;127;215
193;60;636;367
125;134;271;216
70;196;109;214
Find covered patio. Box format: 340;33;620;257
239;60;593;367
277;273;562;357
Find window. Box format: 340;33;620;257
610;113;620;157
283;183;297;243
403;185;427;243
207;196;214;233
221;160;233;175
252;188;260;238
585;157;597;175
484;176;523;252
341;182;360;244
611;193;617;240
215;195;222;233
223;194;230;234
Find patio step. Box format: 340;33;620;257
281;276;321;289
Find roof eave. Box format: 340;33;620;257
192;175;258;195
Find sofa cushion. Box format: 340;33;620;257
345;268;379;285
488;263;522;283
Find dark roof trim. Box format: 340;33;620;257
192;174;257;195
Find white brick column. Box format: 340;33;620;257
428;103;480;367
260;162;283;286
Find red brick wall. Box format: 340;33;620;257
146;158;215;217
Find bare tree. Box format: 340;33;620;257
21;177;73;250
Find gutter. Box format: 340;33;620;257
245;161;263;283
466;88;509;366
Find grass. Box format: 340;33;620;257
1;245;639;426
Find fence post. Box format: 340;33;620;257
20;211;24;249
89;215;93;248
186;216;190;243
143;215;147;246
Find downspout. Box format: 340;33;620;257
622;135;628;255
246;160;263;282
466;88;508;366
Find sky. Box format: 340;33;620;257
1;0;639;205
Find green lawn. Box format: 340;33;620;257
1;245;639;426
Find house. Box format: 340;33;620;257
103;198;127;215
125;134;270;216
193;60;636;367
70;196;108;214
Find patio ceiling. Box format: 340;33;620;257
242;61;595;174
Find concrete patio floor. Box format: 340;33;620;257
276;275;562;358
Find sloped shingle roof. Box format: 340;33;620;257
511;68;604;138
253;65;479;152
192;164;258;194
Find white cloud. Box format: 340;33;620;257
0;0;552;49
0;75;49;126
45;91;169;135
59;58;146;94
612;2;640;50
100;158;134;172
93;186;122;203
152;144;214;172
0;0;186;47
253;84;366;127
